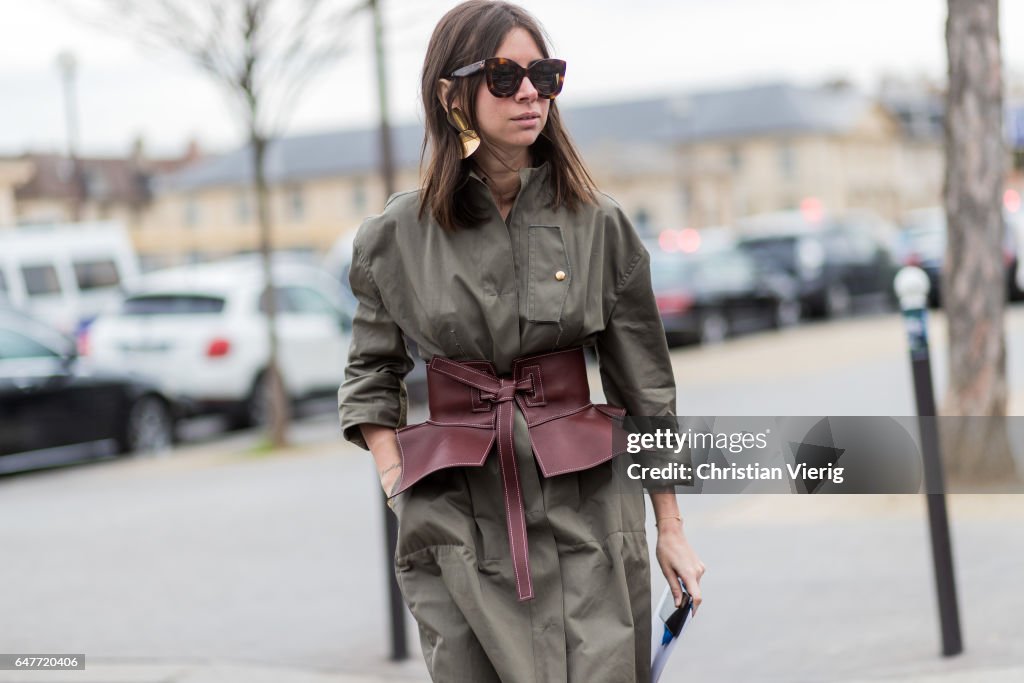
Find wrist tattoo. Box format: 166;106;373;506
379;462;402;478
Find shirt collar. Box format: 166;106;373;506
467;159;551;193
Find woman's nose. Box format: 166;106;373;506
516;76;539;101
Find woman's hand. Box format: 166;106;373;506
655;517;706;616
379;461;403;499
360;424;404;508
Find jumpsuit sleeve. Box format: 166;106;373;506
337;228;416;451
594;204;686;479
594;203;676;418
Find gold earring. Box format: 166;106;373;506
448;107;480;159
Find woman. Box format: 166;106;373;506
337;1;704;680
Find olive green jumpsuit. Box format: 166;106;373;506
337;161;677;682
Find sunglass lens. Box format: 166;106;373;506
489;62;521;95
530;61;562;96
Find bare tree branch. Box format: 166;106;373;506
60;0;365;448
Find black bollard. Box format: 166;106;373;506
895;266;963;657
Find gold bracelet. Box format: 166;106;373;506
655;514;682;527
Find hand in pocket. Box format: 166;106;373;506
380;462;403;506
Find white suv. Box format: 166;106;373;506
86;256;352;428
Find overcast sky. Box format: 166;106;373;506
3;0;1024;158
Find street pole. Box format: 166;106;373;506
56;50;83;222
369;0;406;662
371;0;396;199
894;266;963;657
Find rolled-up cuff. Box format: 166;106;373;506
338;380;408;451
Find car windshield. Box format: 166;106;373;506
693;251;756;289
0;328;61;360
900;209;1019;253
901;225;945;255
737;237;799;272
649;252;696;290
122;294;226;315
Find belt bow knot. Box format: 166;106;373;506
391;346;628;602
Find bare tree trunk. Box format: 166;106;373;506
75;0;358;451
942;0;1018;481
252;134;291;448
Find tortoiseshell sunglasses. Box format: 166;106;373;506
448;57;567;99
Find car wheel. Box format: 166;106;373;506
699;311;728;345
665;331;691;348
825;283;852;318
228;371;275;430
1009;268;1024;302
123;395;174;455
774;297;802;328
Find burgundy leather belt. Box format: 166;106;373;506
390;346;627;601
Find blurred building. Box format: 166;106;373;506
141;128;421;271
565;80;945;232
140;81;950;266
0;138;201;233
0;159;34;227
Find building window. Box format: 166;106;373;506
237;190;251;224
777;141;796;179
56;157;74;183
288;186;305;222
352;177;367;214
633;207;653;237
727;146;743;171
184;194;200;228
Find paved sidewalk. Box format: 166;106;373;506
4;659;1019;679
0;661;428;683
3;311;1024;682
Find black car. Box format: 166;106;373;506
0;309;177;473
892;216;944;308
648;244;801;346
736;213;899;318
895;207;1023;307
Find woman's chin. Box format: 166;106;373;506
491;132;542;153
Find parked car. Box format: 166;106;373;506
85;256;354;428
892;214;944;308
896;207;1022;307
1012;211;1024;299
648;243;801;346
0;221;141;335
735;211;899;318
323;230;428;404
0;308;176;472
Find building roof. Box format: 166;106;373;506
564;81;872;148
8;149;201;206
154;125;426;193
156;81;880;193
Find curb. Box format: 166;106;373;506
0;662;430;683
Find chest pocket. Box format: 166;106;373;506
527;225;571;323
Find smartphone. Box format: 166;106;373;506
657;577;692;636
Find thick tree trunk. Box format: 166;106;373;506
942;0;1017;481
252;134;291;448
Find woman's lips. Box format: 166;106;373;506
513;115;540;127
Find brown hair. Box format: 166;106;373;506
418;0;598;232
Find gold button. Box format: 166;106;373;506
555;270;566;281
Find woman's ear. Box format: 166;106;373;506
437;78;457;114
